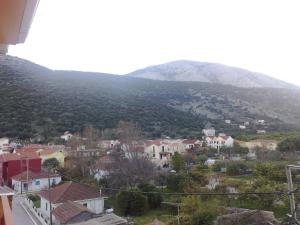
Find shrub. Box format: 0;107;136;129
226;162;249;176
138;183;163;209
116;189;147;216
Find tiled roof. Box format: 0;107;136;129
39;181;102;204
73;213;127;225
182;139;200;144
0;152;40;162
145;140;162;146
52;201;92;224
17;146;63;155
12;171;60;182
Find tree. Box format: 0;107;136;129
42;158;60;171
197;154;208;165
82;124;101;148
166;173;187;192
171;152;185;172
232;146;249;155
107;121;156;188
169;196;219;225
226;161;249;176
278;137;300;153
116;189;147;216
138;183;163;209
253;163;285;182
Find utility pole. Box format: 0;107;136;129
177;203;180;225
26;158;29;192
48;176;53;225
286;165;300;224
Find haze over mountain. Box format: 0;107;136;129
127;60;297;89
1;54;300;140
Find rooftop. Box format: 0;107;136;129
52;201;92;224
0;152;40;162
12;171;60;182
73;213;127;225
39;181;102;204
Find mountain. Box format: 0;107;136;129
127;60;297;89
1;55;300;140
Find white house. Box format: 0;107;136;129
0;137;10;154
0;137;9;147
144;139;186;166
205;135;234;150
98;140;120;149
39;182;105;220
182;139;202;150
205;158;216;166
52;201;127;225
239;125;246;130
257;120;265;125
90;155;115;181
257;130;266;134
202;128;216;137
225;120;231;124
12;171;61;193
60;131;73;141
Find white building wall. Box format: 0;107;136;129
12;177;62;193
76;198;104;214
202;128;216;137
225;137;234;148
40;197;52;218
40;197;104;218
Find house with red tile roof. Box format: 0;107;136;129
16;144;66;167
52;200;127;225
0;152;41;186
52;200;94;224
12;170;61;193
39;181;105;220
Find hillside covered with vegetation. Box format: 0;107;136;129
1;55;300;140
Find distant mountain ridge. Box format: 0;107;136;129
127;60;297;89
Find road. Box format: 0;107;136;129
12;196;43;225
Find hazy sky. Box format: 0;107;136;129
9;0;300;85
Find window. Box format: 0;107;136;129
46;202;48;211
83;203;87;207
35;180;40;186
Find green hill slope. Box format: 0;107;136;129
1;55;300;140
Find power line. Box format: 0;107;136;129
19;165;293;198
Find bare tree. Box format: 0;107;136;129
107;121;156;188
82;124;101;148
67;132;83;150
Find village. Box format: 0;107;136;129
0;122;289;225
